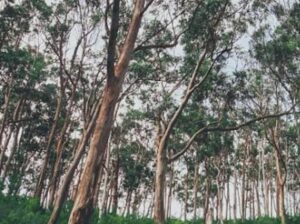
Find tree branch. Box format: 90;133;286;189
168;105;297;163
107;0;120;78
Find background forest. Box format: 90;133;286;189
0;0;300;224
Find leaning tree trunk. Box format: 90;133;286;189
47;99;100;224
67;1;145;223
0;79;12;149
34;92;63;199
1;98;24;180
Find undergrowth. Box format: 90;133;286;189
0;194;299;224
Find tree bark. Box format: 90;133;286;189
67;1;145;223
47;98;100;224
153;144;167;224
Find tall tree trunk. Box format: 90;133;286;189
48;119;71;207
268;120;287;224
153;145;167;224
100;146;111;215
241;160;246;220
184;172;189;221
67;1;145;223
0;123;13;172
203;176;211;223
193;162;199;220
153;47;209;224
111;154;120;214
35;92;63;199
1;98;24;180
256;179;261;217
48;81;79;207
1;125;21;180
48;99;100;224
233;170;237;220
225;178;230;220
0;79;12;148
166;161;174;219
278;183;286;224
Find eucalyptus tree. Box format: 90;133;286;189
246;2;300;223
0;1;54;193
66;1;149;223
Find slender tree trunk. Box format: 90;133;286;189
225;178;230;220
279;183;286;224
0;79;12;148
0;126;13;172
48;99;100;224
241;161;246;220
233;170;237;220
217;175;223;224
203;177;211;223
166;162;174;219
153;145;167;224
256;179;261;217
131;190;140;215
100;146;111;215
1;125;21;180
111;154;120;214
35;93;63;199
1;98;24;180
48;119;71;207
68;1;145;223
184;173;189;221
193;162;199;220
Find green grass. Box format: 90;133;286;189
0;194;299;224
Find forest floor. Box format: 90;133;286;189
0;195;299;224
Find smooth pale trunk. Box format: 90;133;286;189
35;95;62;199
193;162;199;220
166;162;174;219
48;120;70;207
0;128;13;173
68;78;123;223
153;145;167;224
233;171;237;220
203;177;210;223
0;79;12;150
100;146;111;214
47;103;99;224
184;173;188;221
1;99;24;180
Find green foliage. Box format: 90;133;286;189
98;214;154;224
1;195;300;224
0;195;49;224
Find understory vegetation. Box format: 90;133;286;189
0;195;300;224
